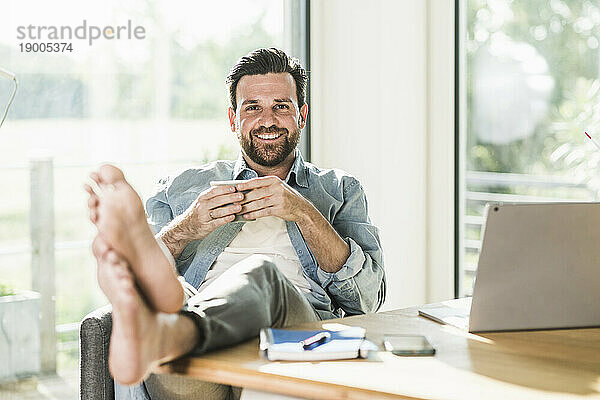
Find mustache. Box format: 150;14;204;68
251;125;288;136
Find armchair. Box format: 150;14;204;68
79;305;114;400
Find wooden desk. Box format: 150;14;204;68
155;303;600;400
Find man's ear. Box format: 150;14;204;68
299;103;308;129
228;107;236;132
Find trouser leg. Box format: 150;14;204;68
143;373;241;400
118;375;242;400
184;254;321;355
135;255;319;400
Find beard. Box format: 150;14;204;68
240;125;301;167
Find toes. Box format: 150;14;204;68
88;195;99;209
84;184;94;196
106;250;120;264
96;250;136;301
98;164;126;185
89;208;98;224
87;189;100;224
92;236;109;258
105;250;130;270
89;172;101;185
98;249;129;275
104;252;135;288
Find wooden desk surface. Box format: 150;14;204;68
155;304;600;400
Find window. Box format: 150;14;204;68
0;0;307;372
458;0;599;296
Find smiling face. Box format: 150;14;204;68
228;72;308;167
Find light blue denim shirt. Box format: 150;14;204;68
145;149;386;318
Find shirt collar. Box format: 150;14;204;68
232;148;309;188
232;152;254;180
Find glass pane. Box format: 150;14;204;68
460;0;600;296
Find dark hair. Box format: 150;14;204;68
226;48;308;110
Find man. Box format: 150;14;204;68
87;48;385;399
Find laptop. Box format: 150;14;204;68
419;202;600;332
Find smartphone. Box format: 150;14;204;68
209;179;254;221
383;335;435;356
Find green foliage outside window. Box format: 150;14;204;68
467;0;600;178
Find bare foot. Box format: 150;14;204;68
86;164;183;313
95;244;162;385
93;237;201;385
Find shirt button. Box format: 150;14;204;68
298;250;303;255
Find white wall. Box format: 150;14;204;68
310;0;454;309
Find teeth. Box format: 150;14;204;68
257;133;282;140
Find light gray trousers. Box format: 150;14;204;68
116;255;326;400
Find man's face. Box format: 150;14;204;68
228;72;308;167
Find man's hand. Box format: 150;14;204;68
234;176;311;222
236;176;350;273
187;185;247;236
157;185;245;257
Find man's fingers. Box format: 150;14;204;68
205;191;245;210
210;213;235;227
242;206;274;220
209;203;242;219
235;176;278;191
241;187;272;204
201;185;236;200
240;197;272;214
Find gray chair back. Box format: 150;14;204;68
79;305;114;400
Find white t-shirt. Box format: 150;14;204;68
201;216;312;293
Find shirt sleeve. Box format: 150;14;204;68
155;236;176;270
315;178;386;315
145;176;174;235
145;175;199;274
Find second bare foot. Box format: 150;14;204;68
97;249;162;385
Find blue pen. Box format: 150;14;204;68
301;332;331;350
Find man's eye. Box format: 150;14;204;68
274;104;289;110
245;106;259;111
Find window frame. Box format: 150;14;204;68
454;0;466;298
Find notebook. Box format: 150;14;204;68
259;326;378;361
